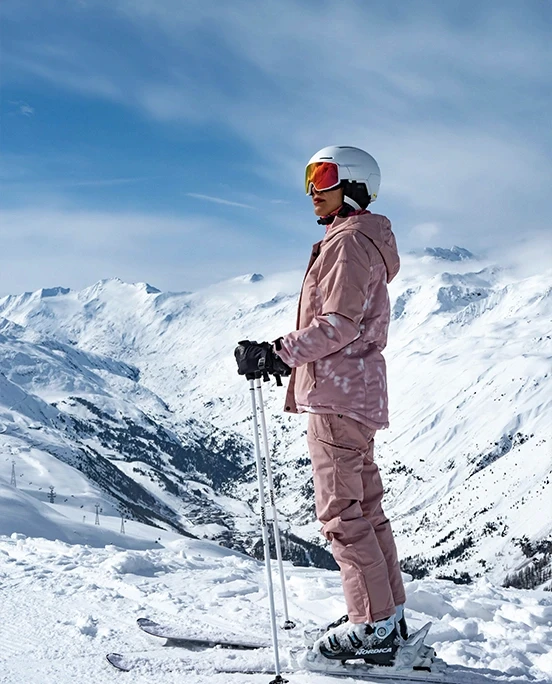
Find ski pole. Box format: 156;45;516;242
248;377;289;684
254;377;295;630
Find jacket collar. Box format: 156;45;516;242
322;210;371;242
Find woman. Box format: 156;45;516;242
236;145;406;665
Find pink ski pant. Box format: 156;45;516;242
307;413;406;623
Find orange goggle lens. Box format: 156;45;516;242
305;162;340;194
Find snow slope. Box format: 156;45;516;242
1;495;551;684
0;249;550;584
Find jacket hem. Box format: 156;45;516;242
295;403;388;431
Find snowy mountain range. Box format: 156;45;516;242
1;246;551;588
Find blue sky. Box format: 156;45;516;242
1;0;551;295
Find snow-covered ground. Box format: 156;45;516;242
1;479;551;684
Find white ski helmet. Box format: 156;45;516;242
305;145;381;207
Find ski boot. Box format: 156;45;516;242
299;622;442;676
304;605;408;646
303;613;349;647
303;605;437;669
315;615;399;665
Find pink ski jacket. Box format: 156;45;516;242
277;211;400;430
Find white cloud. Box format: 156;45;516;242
186;194;255;209
491;229;552;280
8;100;35;117
0;207;300;295
19;103;34;116
379;126;551;213
0;207;194;247
410;222;441;242
7;51;122;101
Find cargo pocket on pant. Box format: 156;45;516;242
312;414;365;504
312;413;362;452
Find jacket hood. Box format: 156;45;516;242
324;212;400;283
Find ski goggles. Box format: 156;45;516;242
305;161;341;195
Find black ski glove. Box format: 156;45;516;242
234;340;291;380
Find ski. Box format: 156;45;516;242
106;650;455;682
106;653;133;672
107;623;448;681
107;619;453;683
136;616;270;650
298;662;448;683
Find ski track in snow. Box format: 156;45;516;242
1;531;551;684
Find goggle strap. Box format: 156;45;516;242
343;194;361;210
